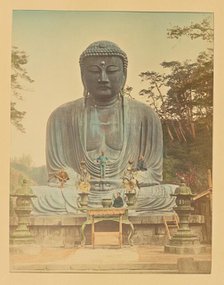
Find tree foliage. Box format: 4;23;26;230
139;18;213;191
10;154;48;193
167;17;213;43
11;46;34;132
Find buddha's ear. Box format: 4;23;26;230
80;68;87;89
121;71;127;89
80;67;84;83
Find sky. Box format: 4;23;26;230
11;11;213;166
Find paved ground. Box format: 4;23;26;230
10;244;211;273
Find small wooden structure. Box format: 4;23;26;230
163;214;179;240
81;208;134;248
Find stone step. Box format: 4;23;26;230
11;262;178;273
11;259;211;274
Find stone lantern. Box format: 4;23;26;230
164;179;205;254
10;179;36;245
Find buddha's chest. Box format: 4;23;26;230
85;107;123;153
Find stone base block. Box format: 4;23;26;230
10;237;35;245
10;244;42;255
177;257;211;273
164;244;206;254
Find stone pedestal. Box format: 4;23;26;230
164;181;206;254
10;213;205;247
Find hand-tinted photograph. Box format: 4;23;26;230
10;10;213;274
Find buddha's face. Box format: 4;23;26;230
81;56;126;101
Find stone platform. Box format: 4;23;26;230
10;213;205;248
10;245;211;274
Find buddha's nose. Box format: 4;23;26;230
98;70;109;83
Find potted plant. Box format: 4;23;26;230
77;161;91;208
122;163;138;206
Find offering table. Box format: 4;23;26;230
81;208;134;248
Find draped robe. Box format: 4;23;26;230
30;96;177;215
46;97;163;186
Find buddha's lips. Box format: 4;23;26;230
98;86;111;90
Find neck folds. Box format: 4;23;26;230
88;94;120;107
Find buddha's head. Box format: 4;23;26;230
79;41;128;102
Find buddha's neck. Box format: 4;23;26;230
88;94;120;108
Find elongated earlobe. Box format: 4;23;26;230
84;88;90;107
122;72;127;90
83;88;89;98
81;68;89;97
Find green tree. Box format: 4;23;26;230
11;154;48;190
139;18;213;191
167;17;213;43
11;46;34;132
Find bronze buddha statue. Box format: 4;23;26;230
31;41;176;214
46;41;163;187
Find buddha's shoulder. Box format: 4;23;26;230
50;98;84;115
